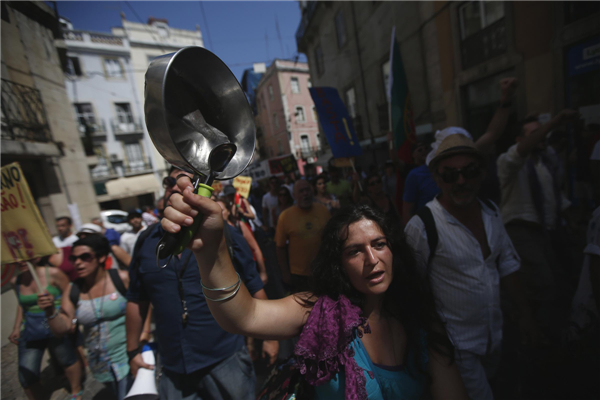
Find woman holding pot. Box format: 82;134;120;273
37;235;133;400
161;180;467;399
9;259;83;400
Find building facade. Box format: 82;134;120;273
61;18;159;211
296;1;600;166
1;0;100;344
112;15;204;187
255;59;321;175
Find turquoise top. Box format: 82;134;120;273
315;332;428;400
76;291;129;383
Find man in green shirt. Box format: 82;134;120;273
326;166;353;208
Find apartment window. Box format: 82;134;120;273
382;61;391;102
312;106;318;122
345;88;357;118
74;103;96;126
301;135;311;153
67;57;82;76
104;58;124;78
124;141;145;172
459;1;506;69
314;44;325;76
291;77;300;94
295;106;306;123
273;113;279;129
307;78;312;88
115;103;133;124
268;85;274;101
335;11;347;48
277;139;283;155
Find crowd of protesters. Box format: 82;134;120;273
6;76;600;400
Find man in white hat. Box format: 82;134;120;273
404;133;538;400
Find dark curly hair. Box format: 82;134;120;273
72;235;110;260
305;204;454;372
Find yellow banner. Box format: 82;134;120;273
211;181;223;194
232;175;252;199
1;162;57;264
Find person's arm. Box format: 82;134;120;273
39;284;75;338
428;346;468;400
162;184;311;340
475;78;518;154
517;109;579;157
240;222;268;284
9;301;22;345
126;301;154;377
111;245;132;267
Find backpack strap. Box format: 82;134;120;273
108;269;127;298
69;279;83;306
480;198;498;215
416;206;438;270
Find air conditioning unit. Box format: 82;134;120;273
109;154;120;162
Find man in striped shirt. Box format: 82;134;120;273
405;133;538;400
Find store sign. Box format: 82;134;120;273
567;36;600;77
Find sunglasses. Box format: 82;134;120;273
68;252;95;263
439;163;482;184
369;179;382;186
162;176;177;189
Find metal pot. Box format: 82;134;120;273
144;46;255;180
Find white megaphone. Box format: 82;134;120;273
125;344;159;400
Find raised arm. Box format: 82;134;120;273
162;183;310;340
475;77;518;153
517;109;579;157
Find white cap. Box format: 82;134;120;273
425;127;473;166
77;223;102;236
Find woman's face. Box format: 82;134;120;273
316;178;326;194
70;245;104;279
340;219;393;297
367;176;383;195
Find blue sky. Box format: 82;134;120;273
55;1;307;82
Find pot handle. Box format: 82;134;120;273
156;183;214;260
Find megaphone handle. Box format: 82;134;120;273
157;183;214;259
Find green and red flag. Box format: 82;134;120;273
388;26;416;163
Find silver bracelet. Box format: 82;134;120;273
202;279;242;302
201;273;240;292
47;309;60;320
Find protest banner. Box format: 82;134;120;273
232;176;252;199
309;87;363;158
1;162;57;264
268;154;297;175
212;181;223;194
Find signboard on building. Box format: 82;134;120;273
567;36;600;77
310;87;363;158
232;176;252;199
1;162;57;264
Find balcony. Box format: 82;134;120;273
111;118;144;135
124;159;152;176
295;1;319;51
297;145;323;161
78;119;107;137
1;79;51;143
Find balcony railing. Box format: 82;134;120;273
295;1;319;49
1;79;51;142
78;119;107;137
124;159;152;175
111;118;144;135
90;33;123;46
297;145;322;160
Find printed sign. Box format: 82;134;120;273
232;176;252;199
310;87;363;158
1;162;57;264
268;154;298;175
211;181;223;193
567;36;600;77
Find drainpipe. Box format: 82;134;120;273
350;2;377;165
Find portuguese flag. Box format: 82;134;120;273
388;26;416;163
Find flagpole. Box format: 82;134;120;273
349;158;363;192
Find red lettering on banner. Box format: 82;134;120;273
2;228;34;260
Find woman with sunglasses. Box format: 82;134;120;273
37;235;133;400
313;173;341;215
9;258;83;400
161;183;468;399
272;186;294;228
354;172;402;230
